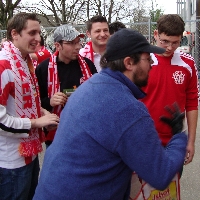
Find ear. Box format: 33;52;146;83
54;42;61;51
154;29;158;41
123;57;135;71
86;30;91;38
11;29;18;41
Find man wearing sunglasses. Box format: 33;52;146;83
141;14;199;168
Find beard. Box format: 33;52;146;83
133;66;149;88
134;76;149;87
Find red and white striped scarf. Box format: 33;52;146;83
48;51;92;116
80;41;94;62
3;41;45;163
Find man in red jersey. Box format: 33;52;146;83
30;35;51;67
141;14;199;166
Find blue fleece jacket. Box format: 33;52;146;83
34;68;187;200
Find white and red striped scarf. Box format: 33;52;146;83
48;51;92;116
3;41;45;162
80;41;94;62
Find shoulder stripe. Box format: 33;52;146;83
172;51;195;76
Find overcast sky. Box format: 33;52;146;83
157;0;177;14
20;0;178;18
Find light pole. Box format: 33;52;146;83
103;0;106;16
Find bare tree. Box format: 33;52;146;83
127;0;150;36
1;0;155;28
149;0;163;22
20;0;86;26
21;0;153;25
83;0;141;23
0;0;21;29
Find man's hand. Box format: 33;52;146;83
50;92;68;107
184;142;195;165
30;113;60;128
40;107;51;116
160;102;185;135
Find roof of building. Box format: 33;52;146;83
36;14;61;27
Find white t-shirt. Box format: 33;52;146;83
79;47;102;73
93;52;102;72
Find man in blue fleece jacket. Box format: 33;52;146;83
33;29;187;200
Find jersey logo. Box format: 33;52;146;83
172;71;185;84
38;51;44;56
80;77;84;84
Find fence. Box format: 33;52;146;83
123;19;200;70
0;19;200;69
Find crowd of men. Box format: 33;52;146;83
0;12;198;200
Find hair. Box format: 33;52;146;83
157;14;185;36
7;13;41;41
86;15;108;32
109;21;126;35
55;40;66;50
100;53;142;72
39;35;44;46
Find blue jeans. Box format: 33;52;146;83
0;156;40;200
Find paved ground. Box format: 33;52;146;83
39;108;200;199
180;108;200;200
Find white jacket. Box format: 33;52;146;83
0;50;34;169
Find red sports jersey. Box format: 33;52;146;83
141;50;199;146
35;46;51;66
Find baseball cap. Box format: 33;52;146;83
105;28;165;61
53;24;85;42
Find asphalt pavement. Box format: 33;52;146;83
180;108;200;200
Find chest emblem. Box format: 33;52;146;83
172;71;185;84
38;51;44;56
80;77;84;84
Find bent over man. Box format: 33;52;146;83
34;29;187;200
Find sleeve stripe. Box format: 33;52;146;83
0;123;30;134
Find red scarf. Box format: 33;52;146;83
80;41;94;62
47;51;92;141
3;41;45;164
